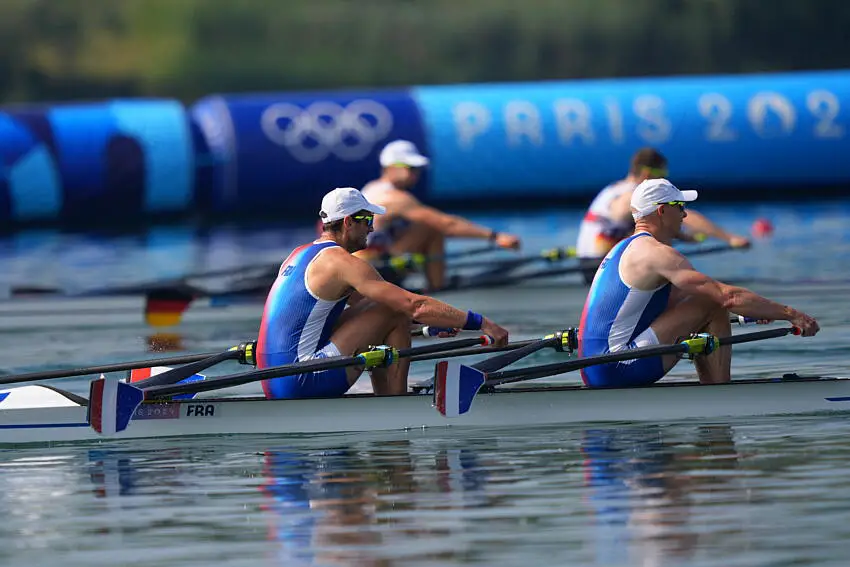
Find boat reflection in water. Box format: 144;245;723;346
580;425;747;565
259;440;491;566
74;424;753;566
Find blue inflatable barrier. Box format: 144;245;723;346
0;99;193;224
191;90;429;214
2;70;848;227
412;70;850;201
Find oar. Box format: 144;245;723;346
125;326;468;387
0;344;252;387
142;335;496;399
489;326;797;386
447;246;577;271
469;328;577;373
433;326;800;417
144;242;740;321
145;243;741;324
411;315;756;392
87;334;499;435
127;342;256;389
140;245;503;327
501;242;736;285
440;243;740;291
372;244;500;272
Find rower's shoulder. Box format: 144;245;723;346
318;244;351;260
627;234;677;260
362;182;415;207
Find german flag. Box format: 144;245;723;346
144;288;195;327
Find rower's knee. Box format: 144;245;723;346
374;303;409;330
390;309;409;328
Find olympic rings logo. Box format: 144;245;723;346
260;100;394;163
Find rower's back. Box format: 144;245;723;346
257;241;350;368
578;233;671;385
361;180;415;249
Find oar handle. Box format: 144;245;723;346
541;246;577;262
375;245;499;271
719;326;801;344
398;335;494;358
409;338;538;362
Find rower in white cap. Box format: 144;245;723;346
256;187;510;400
574;147;751;285
577;178;819;388
360;140;521;290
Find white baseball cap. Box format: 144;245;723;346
319;187;386;223
379;140;430;168
631;178;698;220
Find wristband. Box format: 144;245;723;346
463;310;483;330
488;230;499;242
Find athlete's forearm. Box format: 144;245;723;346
683;210;732;241
410;296;483;329
722;287;797;321
444;215;493;239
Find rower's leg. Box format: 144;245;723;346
422;231;446;291
367;314;412;395
650;293;732;384
692;307;732;384
329;300;412;392
392;224;445;290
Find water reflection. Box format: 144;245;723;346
259;441;489;566
580;425;744;566
72;426;751;567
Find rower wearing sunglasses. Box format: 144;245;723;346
575;147;751;285
360;140;521;291
577;178;819;388
256;187;510;400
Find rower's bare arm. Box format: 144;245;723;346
403;202;520;248
333;253;507;342
654;248;819;336
404;203;488;238
683;210;751;248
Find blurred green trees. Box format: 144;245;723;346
0;0;846;104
